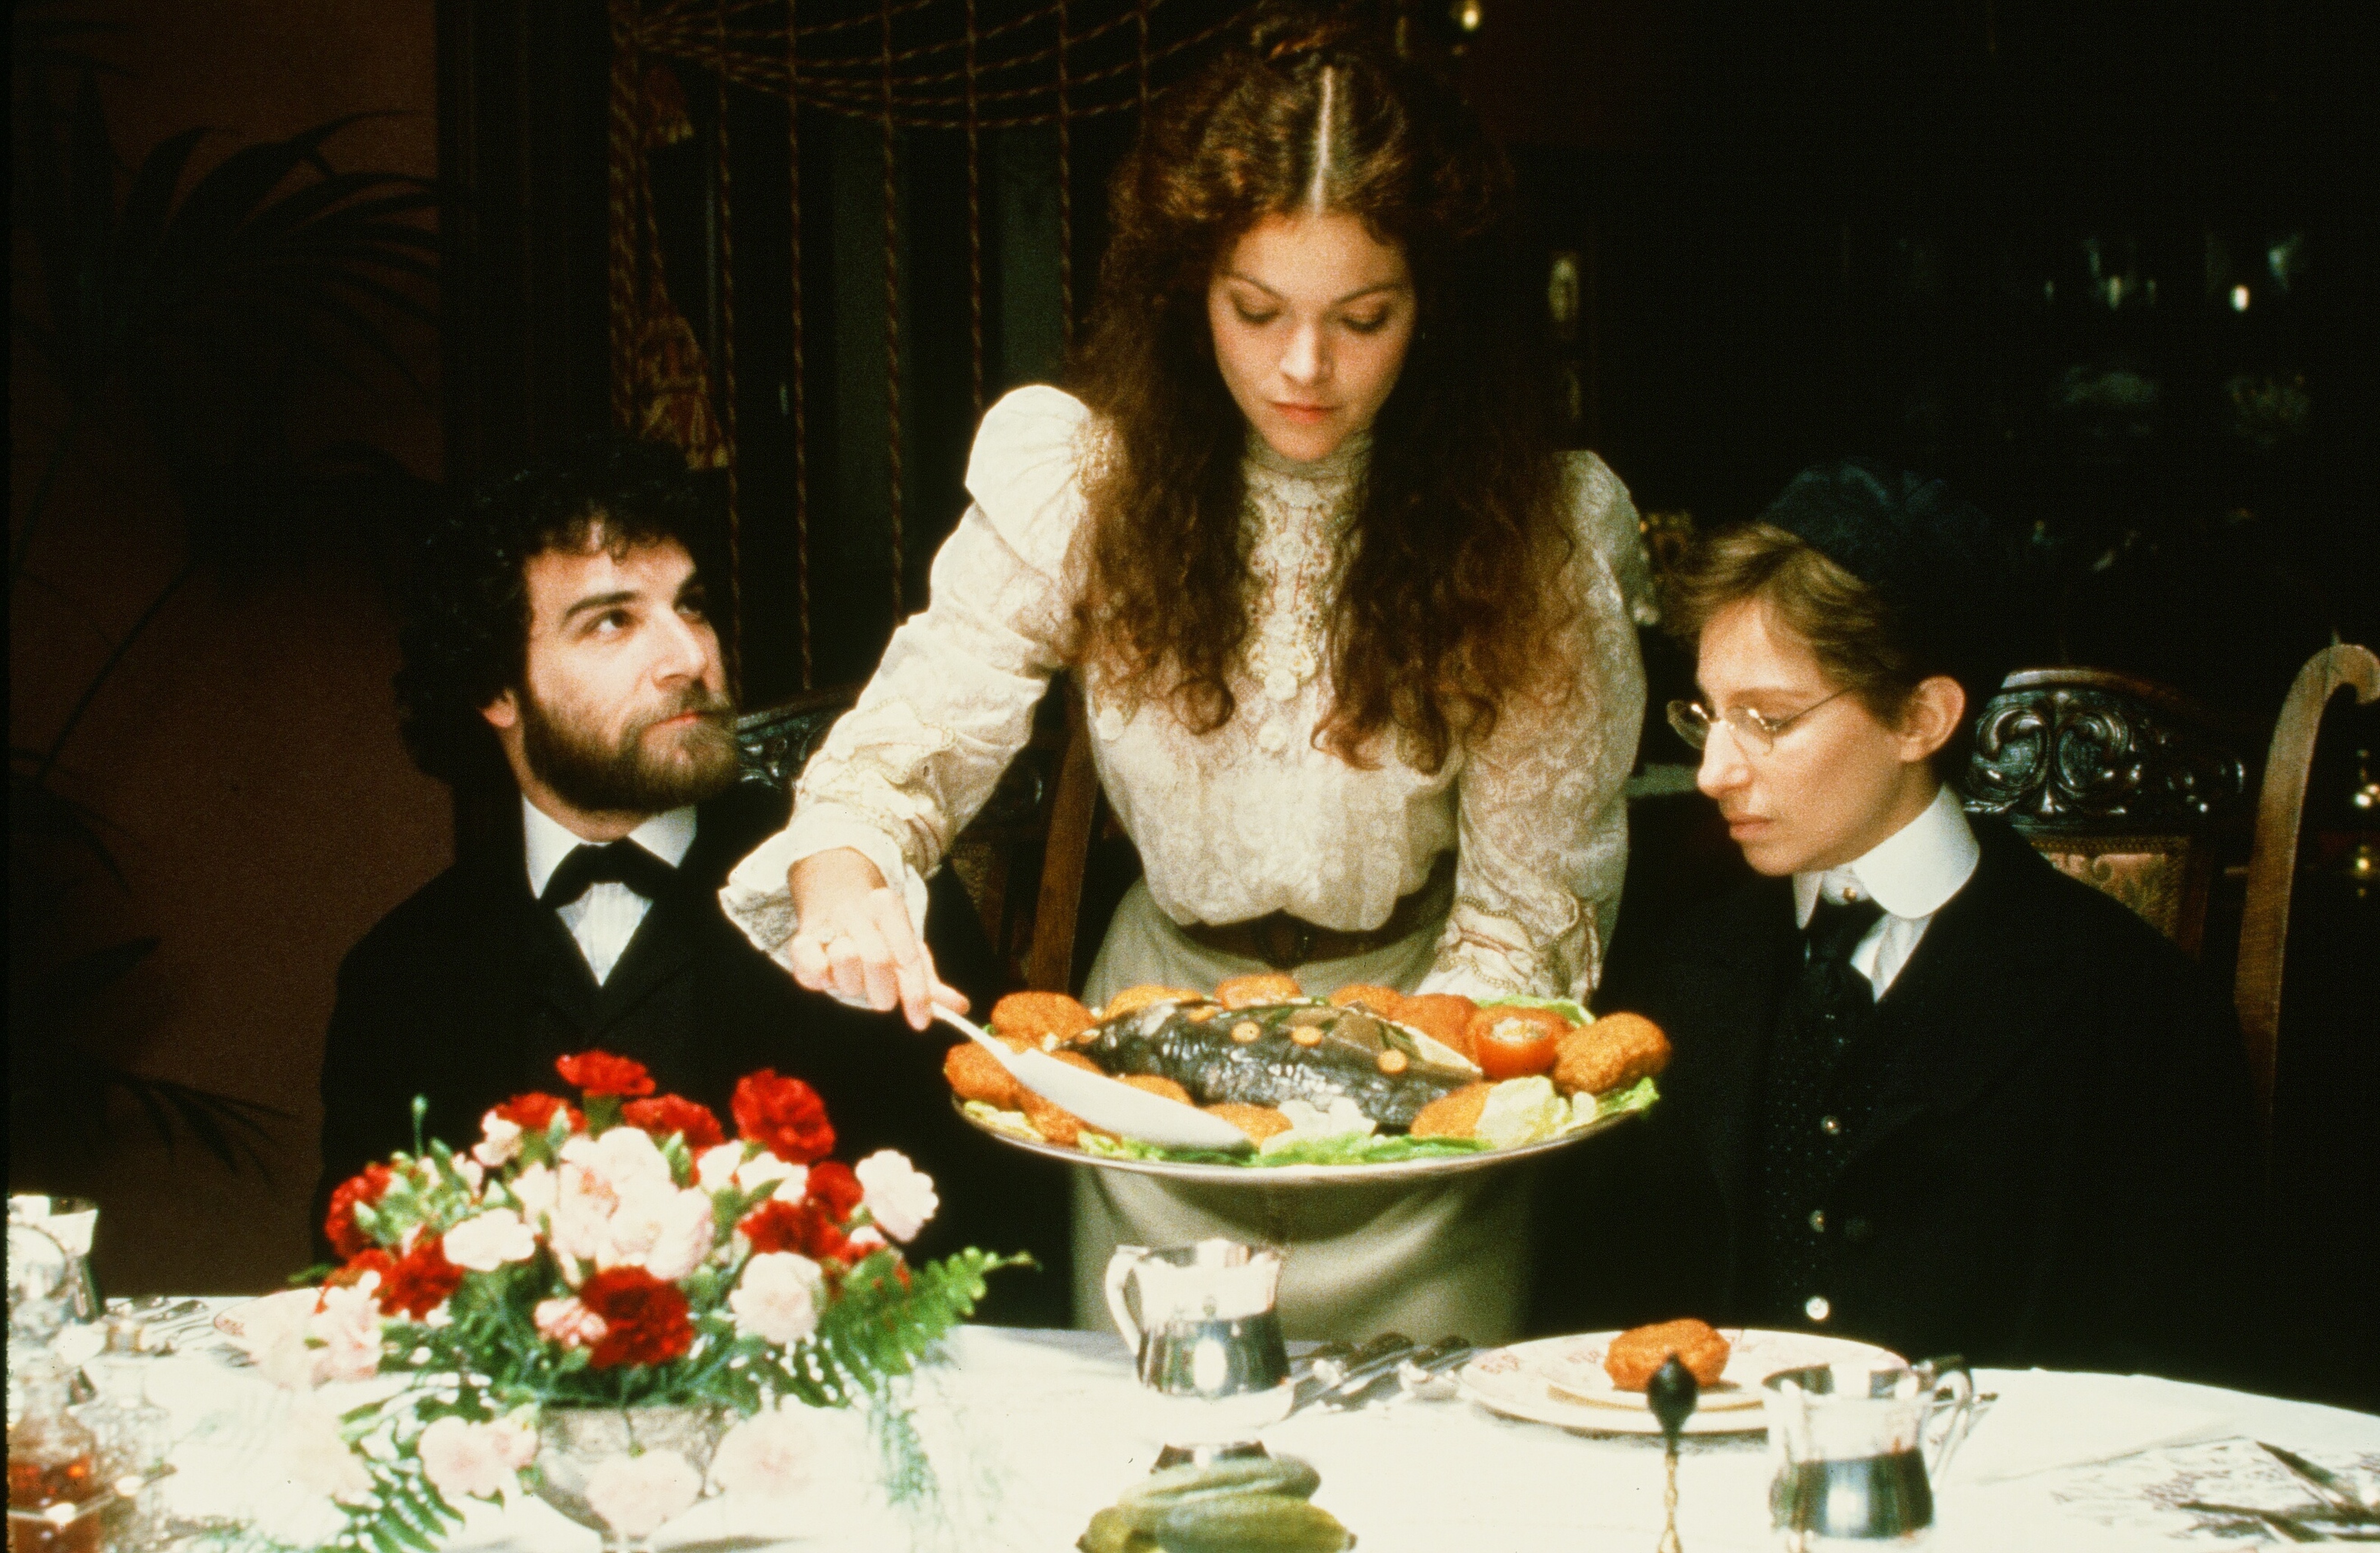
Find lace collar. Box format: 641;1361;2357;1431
1243;426;1371;486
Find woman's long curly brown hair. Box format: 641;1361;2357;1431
1071;1;1575;773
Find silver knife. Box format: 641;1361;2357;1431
1319;1333;1474;1412
1294;1334;1419;1413
1326;1340;1479;1411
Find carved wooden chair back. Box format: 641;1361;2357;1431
734;684;1068;986
1963;646;2380;1164
2233;644;2379;1146
733;682;859;793
1962;668;2256;959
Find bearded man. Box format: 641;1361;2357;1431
312;440;1028;1283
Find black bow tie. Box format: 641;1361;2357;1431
540;840;679;909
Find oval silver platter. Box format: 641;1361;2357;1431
952;1095;1642;1186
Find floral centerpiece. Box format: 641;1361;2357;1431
237;1050;1020;1551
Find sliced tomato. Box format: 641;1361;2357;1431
1472;1010;1564;1079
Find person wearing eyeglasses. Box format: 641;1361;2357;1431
1537;459;2257;1383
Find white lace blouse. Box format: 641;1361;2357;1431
722;385;1651;1001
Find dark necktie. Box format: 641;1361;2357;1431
1753;894;1887;1321
1798;895;1887;1029
539;840;678;909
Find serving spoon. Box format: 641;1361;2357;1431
933;1005;1254;1152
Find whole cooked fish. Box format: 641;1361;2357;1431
1081;1001;1473;1129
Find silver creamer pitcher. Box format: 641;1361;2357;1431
1763;1354;1978;1549
1104;1239;1293;1448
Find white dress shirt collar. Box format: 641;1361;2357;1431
522;799;699;898
1793;783;1979;927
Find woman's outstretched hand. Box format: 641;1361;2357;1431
785;848;967;1031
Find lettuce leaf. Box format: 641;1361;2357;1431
1592;1076;1660;1119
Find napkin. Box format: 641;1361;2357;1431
1948;1370;2235;1483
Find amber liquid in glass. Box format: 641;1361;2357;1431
8;1454;106;1553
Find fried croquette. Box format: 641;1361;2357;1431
989;990;1097;1045
1552;1012;1673;1097
942;1042;1020;1108
1407;1081;1496;1139
1215;973;1304;1008
1396;992;1480;1060
1118;1074;1194;1105
1203;1103;1294;1143
1101;984;1204;1020
1019;1090;1106;1149
1602;1318;1731;1391
1327;983;1408;1016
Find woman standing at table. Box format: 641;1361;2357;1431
723;1;1649;1340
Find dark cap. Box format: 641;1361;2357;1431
1758;458;2016;706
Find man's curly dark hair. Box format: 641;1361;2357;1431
394;438;718;786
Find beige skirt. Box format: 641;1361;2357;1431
1071;880;1538;1345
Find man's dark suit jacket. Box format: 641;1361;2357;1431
1539;817;2259;1383
315;781;1069;1321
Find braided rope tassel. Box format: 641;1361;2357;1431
1134;0;1150;112
785;0;811;686
1055;0;1072;355
606;0;644;434
880;0;906;617
965;0;984;421
715;0;744;675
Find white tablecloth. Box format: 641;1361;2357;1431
130;1303;2380;1551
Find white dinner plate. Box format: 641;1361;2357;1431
1458;1330;1903;1437
1532;1328;1902;1414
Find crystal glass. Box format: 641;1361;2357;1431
531;1404;728;1552
6;1198;100;1326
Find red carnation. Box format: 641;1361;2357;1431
381;1237;464;1319
738;1198;849;1264
622;1095;725;1151
731;1071;835;1164
555;1050;656;1098
804;1160;864;1222
324;1164;394;1260
578;1266;694;1368
495;1091;583;1134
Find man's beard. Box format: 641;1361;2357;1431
519;682;740;814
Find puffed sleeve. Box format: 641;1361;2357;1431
1418;451;1647;1001
1576;450;1660;626
720;385;1092;966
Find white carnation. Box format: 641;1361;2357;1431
853;1150;938;1243
472;1112;522;1168
729;1252;826;1345
441;1209;537;1272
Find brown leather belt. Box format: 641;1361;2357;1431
1180;855;1454;971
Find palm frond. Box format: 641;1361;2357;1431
8;770;129;886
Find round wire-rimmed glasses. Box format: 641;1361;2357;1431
1665;687;1853;756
